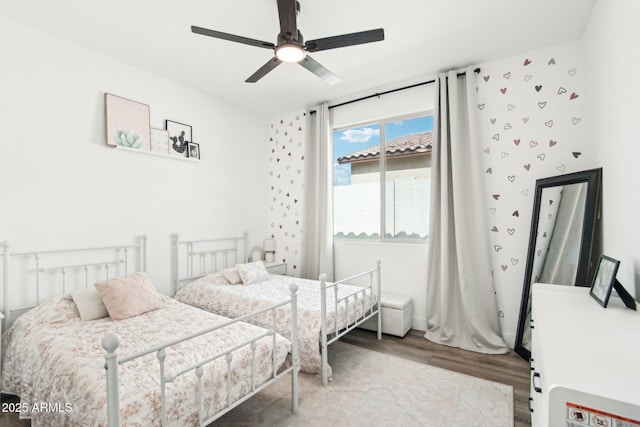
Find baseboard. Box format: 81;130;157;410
502;332;516;349
413;317;427;331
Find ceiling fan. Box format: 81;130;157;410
191;0;384;84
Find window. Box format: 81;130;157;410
333;112;433;241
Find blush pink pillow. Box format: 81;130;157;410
95;272;167;320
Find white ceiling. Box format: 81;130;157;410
0;0;595;118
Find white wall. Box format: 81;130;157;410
334;240;429;328
0;16;269;300
582;0;640;297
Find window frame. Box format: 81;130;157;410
332;110;433;244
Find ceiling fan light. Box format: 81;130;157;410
275;44;306;63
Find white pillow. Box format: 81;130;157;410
71;288;109;321
221;268;243;284
236;261;270;284
95;272;167;321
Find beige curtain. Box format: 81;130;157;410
424;68;508;354
300;103;334;281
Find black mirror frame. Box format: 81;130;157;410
514;168;602;360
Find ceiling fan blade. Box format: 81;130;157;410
299;55;340;85
277;0;298;40
245;57;282;83
191;26;275;49
305;28;384;52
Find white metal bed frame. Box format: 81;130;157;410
318;267;381;385
1;236;148;331
170;232;249;295
171;232;381;386
1;237;300;426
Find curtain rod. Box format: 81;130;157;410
328;67;481;110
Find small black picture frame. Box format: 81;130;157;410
188;142;200;160
589;255;620;308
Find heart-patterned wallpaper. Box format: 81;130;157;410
266;112;306;277
266;42;589;341
475;41;588;333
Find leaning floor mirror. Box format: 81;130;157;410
514;168;602;360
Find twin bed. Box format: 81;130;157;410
0;233;380;425
170;233;381;386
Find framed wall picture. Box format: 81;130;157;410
166;120;191;158
188;142;200;160
589;255;620;308
105;93;151;151
150;128;170;154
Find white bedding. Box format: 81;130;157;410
1;296;291;426
174;273;376;375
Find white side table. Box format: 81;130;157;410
264;262;287;276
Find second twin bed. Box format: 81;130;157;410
171;233;381;385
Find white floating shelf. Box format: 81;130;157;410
112;145;199;162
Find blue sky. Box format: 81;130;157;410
333;115;433;185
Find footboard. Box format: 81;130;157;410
319;260;381;386
103;284;300;427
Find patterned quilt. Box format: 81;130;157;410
1;296;291;426
175;273;377;375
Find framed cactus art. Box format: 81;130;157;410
165;119;192;158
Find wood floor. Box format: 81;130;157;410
341;328;532;427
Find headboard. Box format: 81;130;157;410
1;236;147;331
171;232;248;295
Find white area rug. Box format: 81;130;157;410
215;341;513;427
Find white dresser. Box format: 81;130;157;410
530;283;640;427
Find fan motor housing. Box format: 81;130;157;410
277;30;304;47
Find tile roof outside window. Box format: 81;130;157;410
337;132;432;164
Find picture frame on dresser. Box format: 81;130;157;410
589;255;619;308
590;255;637;310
